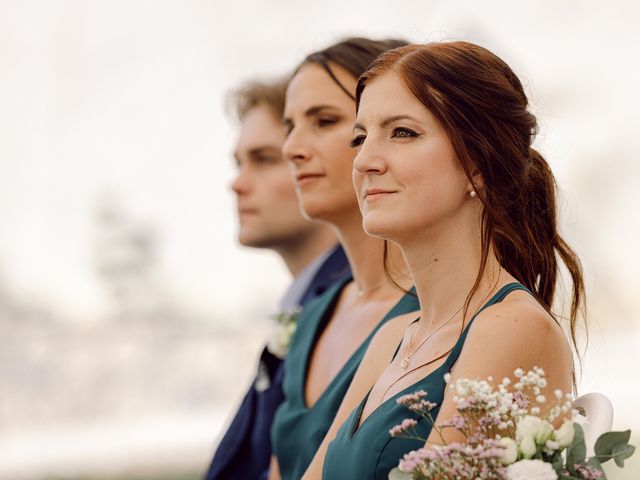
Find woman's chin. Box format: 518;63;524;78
362;218;396;241
299;197;359;225
298;201;337;225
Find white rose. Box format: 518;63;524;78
519;434;537;459
507;459;558;480
516;416;554;445
500;437;519;465
517;416;542;441
553;420;574;449
544;440;560;452
535;420;554;444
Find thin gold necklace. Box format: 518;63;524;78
400;310;460;369
399;268;501;369
379;349;452;406
355;278;388;297
377;269;501;406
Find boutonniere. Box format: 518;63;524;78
267;305;302;359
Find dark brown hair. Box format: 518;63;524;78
228;77;288;121
297;37;408;100
356;42;586;368
296;37;412;290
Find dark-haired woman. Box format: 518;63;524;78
267;38;422;480
301;41;585;479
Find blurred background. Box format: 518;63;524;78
0;0;638;478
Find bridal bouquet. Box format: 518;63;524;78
388;368;635;479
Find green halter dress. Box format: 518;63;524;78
322;282;529;480
271;276;421;480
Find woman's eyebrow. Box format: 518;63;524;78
304;104;340;116
380;114;418;128
284;105;340;126
354;114;420;132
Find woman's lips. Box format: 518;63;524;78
296;173;325;186
364;189;397;202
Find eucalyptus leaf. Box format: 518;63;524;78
587;457;607;480
612;443;635;468
551;450;564;474
566;423;587;473
594;429;631;462
388;467;413;480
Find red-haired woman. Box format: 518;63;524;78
302;41;585;479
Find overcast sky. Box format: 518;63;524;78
0;0;638;323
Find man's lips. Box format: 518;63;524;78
237;207;258;215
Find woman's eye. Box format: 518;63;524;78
349;135;366;148
284;123;294;137
391;127;418;139
316;117;338;128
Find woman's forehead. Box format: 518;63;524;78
285;63;356;111
357;74;426;122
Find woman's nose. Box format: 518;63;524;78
283;128;312;165
353;139;386;174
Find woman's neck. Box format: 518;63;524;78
332;212;411;298
400;214;502;327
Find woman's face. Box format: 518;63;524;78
283;62;360;224
352;72;476;243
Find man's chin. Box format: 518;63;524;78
237;231;275;250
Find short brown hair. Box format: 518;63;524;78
227;77;288;121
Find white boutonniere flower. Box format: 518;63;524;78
267;306;302;359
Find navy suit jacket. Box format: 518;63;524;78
205;246;350;480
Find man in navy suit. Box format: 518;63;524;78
205;78;350;480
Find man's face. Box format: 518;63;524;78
231;104;312;249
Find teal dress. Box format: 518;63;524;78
323;282;529;480
271;276;421;480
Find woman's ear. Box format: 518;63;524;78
466;170;484;198
470;169;484;190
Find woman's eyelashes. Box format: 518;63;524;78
349;126;420;148
391;126;419;139
284;116;339;136
315;116;339;128
349;134;366;148
284;121;294;137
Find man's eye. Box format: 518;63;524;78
349;135;366;148
391;127;419;138
256;155;279;164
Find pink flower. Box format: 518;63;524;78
389;418;418;437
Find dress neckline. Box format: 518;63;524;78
299;275;350;410
300;279;417;411
348;281;528;440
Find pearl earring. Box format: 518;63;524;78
469;190;477;198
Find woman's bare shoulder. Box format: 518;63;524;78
470;290;565;346
454;289;572;388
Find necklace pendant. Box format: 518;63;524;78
400;357;409;369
